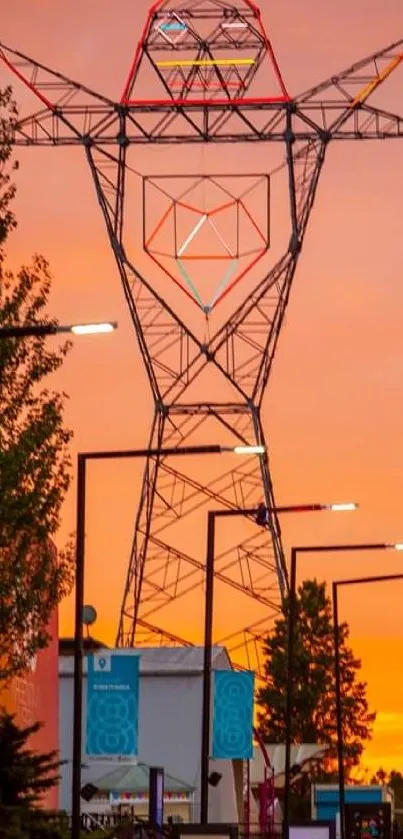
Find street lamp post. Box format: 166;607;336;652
0;321;118;338
283;543;403;839
71;443;265;839
199;503;358;825
332;570;403;839
2;319;117;800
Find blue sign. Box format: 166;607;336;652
212;670;254;759
161;22;187;31
86;651;140;760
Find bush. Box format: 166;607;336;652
0;808;69;839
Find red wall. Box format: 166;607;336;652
2;608;59;809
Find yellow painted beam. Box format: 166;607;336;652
351;53;403;106
156;58;255;68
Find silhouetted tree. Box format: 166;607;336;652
0;711;61;807
371;769;403;817
257;579;376;770
0;88;73;681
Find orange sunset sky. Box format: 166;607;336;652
1;0;403;774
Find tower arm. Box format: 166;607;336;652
0;42;115;144
3;36;403;144
294;38;403;138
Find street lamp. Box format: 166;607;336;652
332;568;403;839
283;542;403;839
0;321;118;338
71;443;265;839
200;502;358;825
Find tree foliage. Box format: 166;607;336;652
257;579;376;770
0;710;61;808
0;87;17;242
0;87;74;681
371;769;403;813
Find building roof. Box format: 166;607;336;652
93;763;194;794
59;637;108;656
59;645;231;675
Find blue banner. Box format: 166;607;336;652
212;670;254;759
86;651;140;760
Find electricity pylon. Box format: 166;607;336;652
1;0;402;671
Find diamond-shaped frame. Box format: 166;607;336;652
142;174;270;313
155;13;188;46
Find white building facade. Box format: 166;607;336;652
59;645;240;824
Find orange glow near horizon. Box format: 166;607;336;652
2;0;403;776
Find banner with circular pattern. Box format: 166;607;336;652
86;651;140;760
212;669;254;759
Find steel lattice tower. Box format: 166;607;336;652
1;0;403;671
